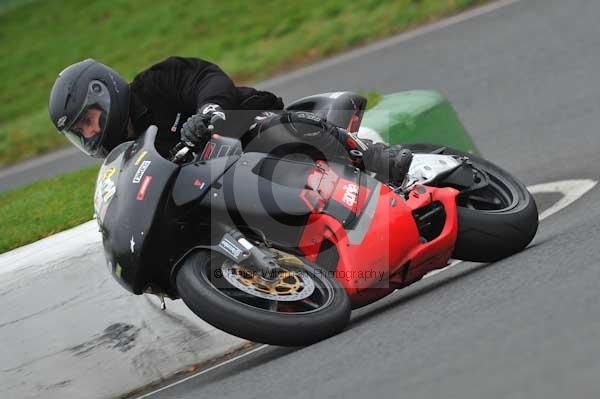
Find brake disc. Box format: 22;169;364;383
221;260;315;302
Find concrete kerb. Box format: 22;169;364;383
0;221;249;399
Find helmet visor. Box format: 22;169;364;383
61;80;111;156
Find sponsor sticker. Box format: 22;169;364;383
341;183;359;207
332;178;371;213
57;115;67;128
297;111;321;122
103;167;117;179
94;172;116;221
134;150;148;166
132;160;151;183
219;237;243;259
136;175;153;201
101;179;116;202
95;167;117;207
170;112;181;133
193;179;206;189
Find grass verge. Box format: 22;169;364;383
0;0;488;167
0;166;97;253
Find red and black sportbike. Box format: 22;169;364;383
94;92;538;346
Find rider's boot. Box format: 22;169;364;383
390;147;413;186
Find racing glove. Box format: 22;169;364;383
180;103;226;147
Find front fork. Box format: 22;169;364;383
205;224;281;281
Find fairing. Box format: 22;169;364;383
197;153;374;249
95;126;179;293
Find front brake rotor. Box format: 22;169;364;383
221;254;315;301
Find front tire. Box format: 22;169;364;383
175;250;351;346
405;144;538;262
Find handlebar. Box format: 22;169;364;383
169;124;216;164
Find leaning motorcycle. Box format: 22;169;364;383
94;92;538;346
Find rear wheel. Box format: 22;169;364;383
175;249;351;346
405;144;538;262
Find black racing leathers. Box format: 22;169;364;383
245;111;411;184
128;56;283;155
128;56;409;183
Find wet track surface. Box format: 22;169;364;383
142;0;600;398
4;0;600;397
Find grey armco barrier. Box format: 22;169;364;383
0;221;247;399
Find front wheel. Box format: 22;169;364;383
175;249;351;346
405;144;538;262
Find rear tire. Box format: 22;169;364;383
405;144;538;262
175;250;351;346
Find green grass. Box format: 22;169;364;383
0;166;98;253
0;0;487;167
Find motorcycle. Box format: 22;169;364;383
94;92;538;346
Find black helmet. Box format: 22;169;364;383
48;59;130;158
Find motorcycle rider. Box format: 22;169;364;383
48;57;412;184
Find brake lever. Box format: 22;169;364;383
172;146;191;163
170;124;216;164
169;141;191;163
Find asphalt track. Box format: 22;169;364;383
135;0;600;398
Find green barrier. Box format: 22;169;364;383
361;90;478;154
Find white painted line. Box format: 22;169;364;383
527;179;597;221
136;344;269;399
258;0;522;90
423;178;598;279
423;259;463;280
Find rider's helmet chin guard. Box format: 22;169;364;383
48;59;130;158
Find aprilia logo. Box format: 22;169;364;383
342;183;359;207
332;178;370;213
